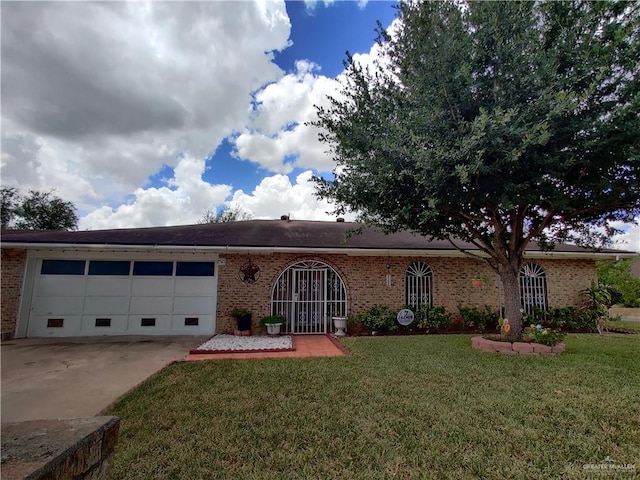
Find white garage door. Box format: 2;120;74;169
26;258;217;337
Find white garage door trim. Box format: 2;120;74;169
18;250;220;338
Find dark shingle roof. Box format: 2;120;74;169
0;219;634;256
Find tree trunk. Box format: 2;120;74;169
498;261;523;340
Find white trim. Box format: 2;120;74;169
2;243;633;260
24;249;219;261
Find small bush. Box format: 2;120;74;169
413;304;452;332
355;304;398;333
458;305;500;332
525;307;597;333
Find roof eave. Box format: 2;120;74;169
1;242;634;260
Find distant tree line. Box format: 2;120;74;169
198;205;252;224
1;188;78;230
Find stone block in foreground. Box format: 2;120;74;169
1;416;120;480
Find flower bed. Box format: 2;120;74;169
471;336;565;355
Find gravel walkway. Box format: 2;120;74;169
195;334;293;352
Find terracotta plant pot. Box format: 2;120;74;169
471;279;485;288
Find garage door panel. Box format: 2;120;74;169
174;278;215;296
32;297;85;315
83;296;131;315
171;314;213;333
35;277;87;296
80;315;128;334
129;296;173;314
173;296;215;314
27;257;218;337
85;278;132;296
131;278;174;296
28;316;82;337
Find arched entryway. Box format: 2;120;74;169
271;260;347;334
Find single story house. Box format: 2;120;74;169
1;218;634;339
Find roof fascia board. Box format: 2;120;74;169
1;242;634;260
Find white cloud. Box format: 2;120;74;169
303;0;336;13
233;60;341;174
231;18;398;176
611;220;640;253
79;155;232;229
231;170;356;221
1;1;290;216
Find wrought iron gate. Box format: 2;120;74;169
271;260;347;334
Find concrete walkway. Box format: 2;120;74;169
1;336;207;423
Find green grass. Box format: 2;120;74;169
605;319;640;334
107;335;640;479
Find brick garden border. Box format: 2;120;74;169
471;336;565;355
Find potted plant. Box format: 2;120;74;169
471;273;490;288
232;308;252;332
260;315;285;336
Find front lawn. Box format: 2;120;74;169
605;319;640;334
108;335;639;479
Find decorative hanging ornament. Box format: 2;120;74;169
240;257;260;284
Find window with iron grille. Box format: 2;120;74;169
519;263;547;316
405;261;433;309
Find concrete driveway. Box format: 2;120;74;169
1;335;208;423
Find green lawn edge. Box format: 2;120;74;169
107;334;640;480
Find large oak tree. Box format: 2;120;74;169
312;1;640;335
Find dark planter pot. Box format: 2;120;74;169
237;316;252;331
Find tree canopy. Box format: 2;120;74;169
198;205;253;224
312;0;640;334
1;188;78;230
598;257;640;307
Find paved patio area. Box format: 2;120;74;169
185;334;348;360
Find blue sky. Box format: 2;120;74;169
202;1;397;198
1;0;397;229
1;1;637;250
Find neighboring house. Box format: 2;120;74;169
1;219;635;339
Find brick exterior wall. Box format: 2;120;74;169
215;253;597;333
0;248;597;337
1;249;26;339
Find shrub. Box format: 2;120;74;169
458;305;500;332
525;307;597;333
355;304;398;333
413;304;452;332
